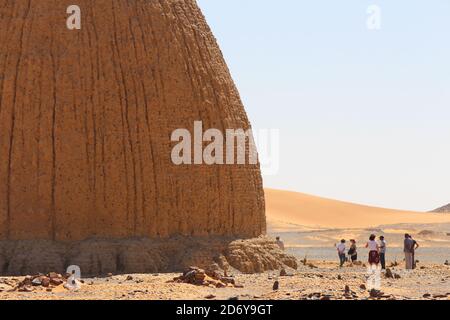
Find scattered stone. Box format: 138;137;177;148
445;260;449;266
308;292;322;300
172;266;239;288
360;284;366;290
48;272;60;279
369;289;383;298
18;286;33;292
207;263;220;272
133;290;146;294
0;279;17;287
280;268;287;276
228;296;239;301
344;285;350;294
205;294;216;299
221;277;235;285
31;278;42;286
389;261;399;267
107;273;113;278
394;273;401;279
126;276;133;281
272;281;279;291
22;276;33;286
206;263;223;279
50;278;64;286
14;272;68;292
385;268;393;278
423;293;431;298
337;275;342;280
41;277;50;287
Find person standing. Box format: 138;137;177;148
379;236;387;270
404;234;414;270
275;236;285;251
365;234;380;266
348;239;358;263
336;239;346;267
365;234;381;291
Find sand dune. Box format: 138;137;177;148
265;189;450;230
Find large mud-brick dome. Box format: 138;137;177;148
0;0;266;241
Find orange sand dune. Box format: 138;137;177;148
265;189;450;230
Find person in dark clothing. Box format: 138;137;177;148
404;234;414;269
379;236;387;270
348;239;358;263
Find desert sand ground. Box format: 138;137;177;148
0;189;449;300
0;261;448;300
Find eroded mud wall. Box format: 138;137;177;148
0;0;265;241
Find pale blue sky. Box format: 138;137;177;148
197;0;450;211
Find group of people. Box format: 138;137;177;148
335;235;387;269
336;234;420;270
275;234;420;271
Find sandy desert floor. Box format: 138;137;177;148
0;261;449;300
0;189;449;300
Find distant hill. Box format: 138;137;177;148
265;189;450;230
430;204;450;213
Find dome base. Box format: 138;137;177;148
0;236;297;276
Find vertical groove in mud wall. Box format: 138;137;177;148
0;0;266;241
